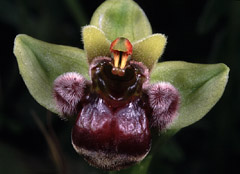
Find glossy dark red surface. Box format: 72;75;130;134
72;95;151;155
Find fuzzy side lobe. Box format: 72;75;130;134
147;82;180;131
53;72;87;116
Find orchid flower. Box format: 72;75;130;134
13;0;229;171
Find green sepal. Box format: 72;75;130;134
13;34;89;114
82;25;111;63
90;0;152;42
132;34;167;70
150;61;229;130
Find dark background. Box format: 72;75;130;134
0;0;239;173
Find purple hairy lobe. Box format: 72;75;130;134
147;82;180;131
53;72;87;116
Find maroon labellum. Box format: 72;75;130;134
53;37;180;170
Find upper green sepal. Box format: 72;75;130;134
150;61;229;130
90;0;152;42
13;34;89;114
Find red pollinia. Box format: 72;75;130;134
53;37;180;170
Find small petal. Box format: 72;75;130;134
53;72;87;116
147;82;180;131
132;34;167;71
82;25;111;63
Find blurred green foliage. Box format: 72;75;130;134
0;0;239;174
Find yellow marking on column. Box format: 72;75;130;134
113;52;120;68
120;54;129;69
